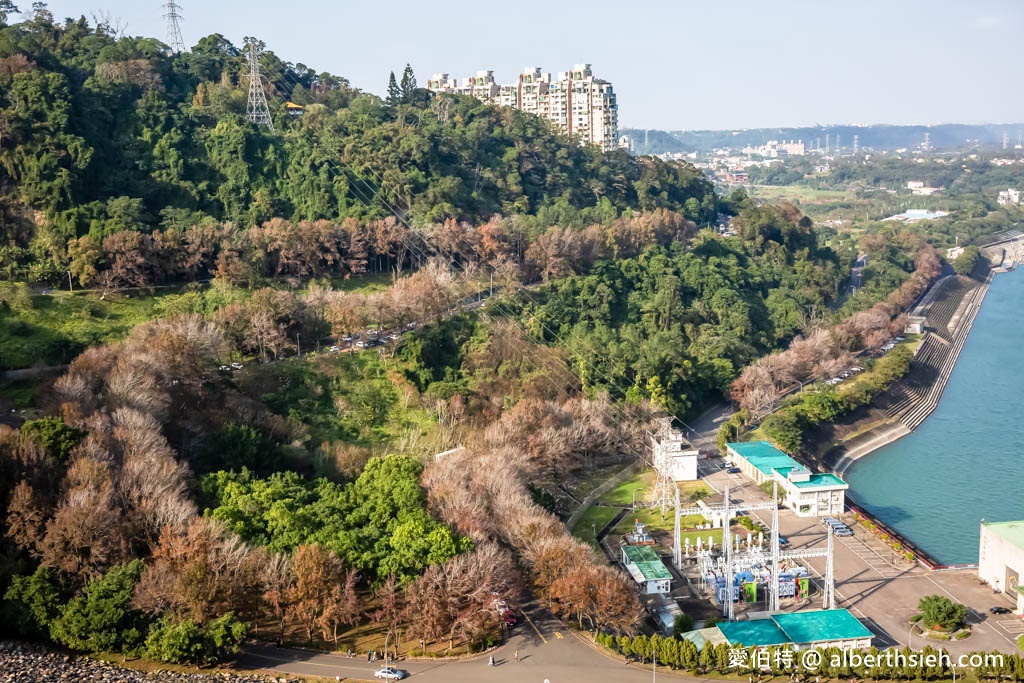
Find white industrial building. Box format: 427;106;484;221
651;417;698;482
726;441;848;517
978;521;1024;614
621;545;672;595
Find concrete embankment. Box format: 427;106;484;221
825;268;995;474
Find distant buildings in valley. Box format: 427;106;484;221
882;209;950;223
427;65;619;152
742;139;806;157
907;180;940;196
998;188;1022;206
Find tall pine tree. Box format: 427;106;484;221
386;71;401;106
399;64;416;103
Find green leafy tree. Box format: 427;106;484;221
49;559;147;653
20;417;84;461
0;1;19;25
2;565;64;637
144;612;247;665
672;612;694;637
918;594;967;630
953;245;980;276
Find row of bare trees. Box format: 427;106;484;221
422;396;653;635
730;246;942;420
65;209;694;290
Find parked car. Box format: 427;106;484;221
230;362;243;370
387;332;401;341
355;341;368;348
991;606;1011;614
374;667;407;680
778;536;790;546
834;527;854;537
727;467;741;474
821;517;840;526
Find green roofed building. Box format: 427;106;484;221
979;521;1024;615
726;441;848;518
717;619;790;647
621;545;672;594
712;609;873;649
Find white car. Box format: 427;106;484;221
374;667;407;680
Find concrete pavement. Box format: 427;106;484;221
235;602;683;683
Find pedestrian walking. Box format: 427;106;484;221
488;655;494;666
515;649;519;663
367;650;371;662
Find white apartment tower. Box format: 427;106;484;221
426;73;458;94
428;64;619;152
460;70;499;104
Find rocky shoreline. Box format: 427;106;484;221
0;641;288;683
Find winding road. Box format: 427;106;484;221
236;602;684;683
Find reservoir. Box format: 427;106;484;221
844;268;1024;565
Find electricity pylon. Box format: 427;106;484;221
245;38;274;132
163;1;186;54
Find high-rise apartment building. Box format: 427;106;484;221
428;64;619;152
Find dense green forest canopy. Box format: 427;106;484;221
0;7;716;284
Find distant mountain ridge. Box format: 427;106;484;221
621;123;1024;155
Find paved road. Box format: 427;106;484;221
236;602;684;683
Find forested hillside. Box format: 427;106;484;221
0;6;715;285
0;5;939;672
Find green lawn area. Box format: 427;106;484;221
571;506;621;548
751;184;853;203
611;506;709;536
598;469;656;506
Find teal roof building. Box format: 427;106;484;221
726;441;848;518
713;609;873;649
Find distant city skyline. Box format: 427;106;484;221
29;0;1024;130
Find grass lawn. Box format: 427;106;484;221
611;506;709;536
571;506;621;548
598;469;655;506
751;184;853;203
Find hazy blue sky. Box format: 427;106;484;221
30;0;1024;130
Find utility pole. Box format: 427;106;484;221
163;1;186;54
245;38;274;132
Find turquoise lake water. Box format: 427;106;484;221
844;268;1024;565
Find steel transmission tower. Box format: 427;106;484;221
163;1;186;54
245;39;274;132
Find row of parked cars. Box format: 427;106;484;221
825;365;863;386
821;517;854;537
